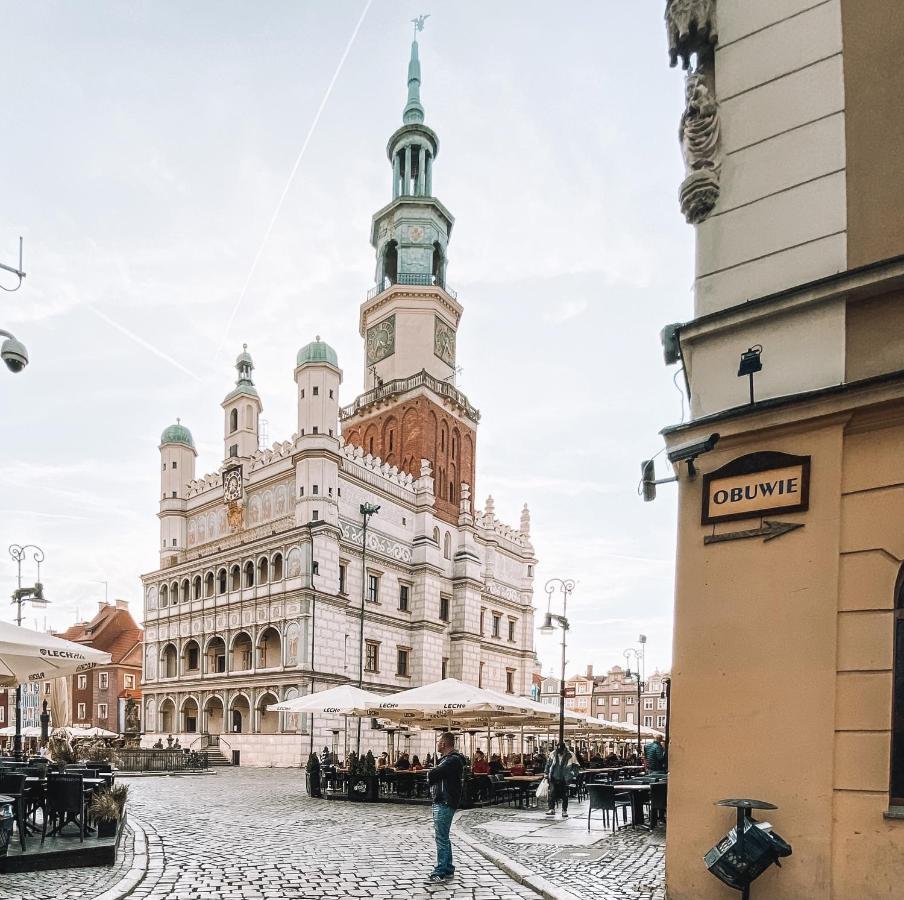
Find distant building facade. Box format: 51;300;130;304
58;600;143;732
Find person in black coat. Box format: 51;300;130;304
426;732;465;883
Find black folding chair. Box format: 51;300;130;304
587;784;632;832
649;781;668;827
44;775;89;843
0;773;28;851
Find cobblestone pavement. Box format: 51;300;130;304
0;821;137;900
2;770;540;900
458;804;665;900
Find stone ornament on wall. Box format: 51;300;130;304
340;518;414;563
679;69;721;224
366;315;396;365
665;0;718;70
434;316;456;366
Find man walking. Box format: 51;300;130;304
544;742;579;818
644;735;667;773
426;732;465;883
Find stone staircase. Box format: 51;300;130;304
194;736;235;767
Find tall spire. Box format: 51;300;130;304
403;38;425;124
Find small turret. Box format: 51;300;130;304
222;345;262;461
159;419;197;559
520;503;531;537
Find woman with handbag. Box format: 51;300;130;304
544;743;579;818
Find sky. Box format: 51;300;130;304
0;1;693;679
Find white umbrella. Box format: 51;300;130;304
49;676;70;729
0;620;111;685
0;725;42;737
267;683;384;714
61;725;119;739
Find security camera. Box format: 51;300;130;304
1;335;28;373
666;433;720;478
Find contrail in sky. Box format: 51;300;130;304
86;303;203;381
218;0;374;355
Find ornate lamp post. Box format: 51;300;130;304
8;544;48;758
624;646;645;757
356;502;380;754
538;578;575;747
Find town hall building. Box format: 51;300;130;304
140;34;539;765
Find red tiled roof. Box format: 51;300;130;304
59;604;143;664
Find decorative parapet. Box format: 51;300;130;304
475;495;531;550
665;0;718;70
187;471;223;499
249;439;295;472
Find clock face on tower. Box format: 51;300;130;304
223;467;243;503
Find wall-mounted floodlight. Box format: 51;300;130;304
738;345;763;405
641;458;677;502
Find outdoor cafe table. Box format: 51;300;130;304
503;775;544;808
613;779;667;831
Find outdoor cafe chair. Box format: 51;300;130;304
43;775;89;843
587;784;632;833
648;781;667;827
0;772;29;851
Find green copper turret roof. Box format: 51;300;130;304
161;419;195;450
403;39;425;125
296;336;338;368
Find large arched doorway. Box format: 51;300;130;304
230;695;250;734
230;632;252;672
161;643;178;679
181;697;199;734
256;627;282;669
204;696;225;735
205;636;226;674
159;698;176;734
257;692;279;735
182;639;201;676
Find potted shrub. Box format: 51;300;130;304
48;735;77;773
89;784;129;839
305;752;322;798
346;750;379;802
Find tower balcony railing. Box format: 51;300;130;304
366;273;458;302
340;368;480;422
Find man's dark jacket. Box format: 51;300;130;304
427;751;466;809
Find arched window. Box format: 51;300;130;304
244;561;255;588
383;240;398;284
892;567;904;806
258;556;269;584
180;579;190;604
171;581;179;604
160;584;168;607
433;526;440;545
272;553;284;581
230;565;241;592
432;241;444;287
205;572;214;597
192;576;202;600
443;532;451;560
217;568;227;594
229;408;238;433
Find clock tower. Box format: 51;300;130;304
341;31;478;526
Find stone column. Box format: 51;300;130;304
404;145;412;196
425;154;432;196
417;147;426;195
392;152;400;199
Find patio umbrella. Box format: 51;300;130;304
62;725;119;739
267;683;384;714
0;620;111;685
0;725;42;737
49;676;70;729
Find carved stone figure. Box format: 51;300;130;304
227;500;244;533
679;71;722;224
125;697;140;734
666;0;718;70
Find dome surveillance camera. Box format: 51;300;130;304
1;336;28;373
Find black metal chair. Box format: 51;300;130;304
649;781;668;827
0;773;28;851
587;784;632;832
44;775;89;843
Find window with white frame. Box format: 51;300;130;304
396;647;410;677
611;696;620;706
644;715;653;727
644;698;654;709
77;703;86;720
657;716;666;728
611;712;620;722
658;697;667;709
596;697;607;706
506;669;515;694
0;706;5;723
124;674;135;689
99;672;109;690
98;703;108;719
626;695;635;705
492;613;501;638
626;713;635;724
77;674;87;690
367;573;380;603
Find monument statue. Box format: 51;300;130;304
679;71;722;224
125;696;140;734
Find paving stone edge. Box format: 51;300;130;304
91;817;149;900
454;810;583;900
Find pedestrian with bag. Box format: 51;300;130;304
544;742;579;818
426;731;466;883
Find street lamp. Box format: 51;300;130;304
356;502;380;754
539;578;574;747
624;645;645;758
8;544;48;758
661;676;671;771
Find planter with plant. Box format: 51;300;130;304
346;750;379;802
305;752;322;798
89;784;129;839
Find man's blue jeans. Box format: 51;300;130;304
431;802;455;876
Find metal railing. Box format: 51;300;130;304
340;368;480;422
114;748;209;772
366;274;458;301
